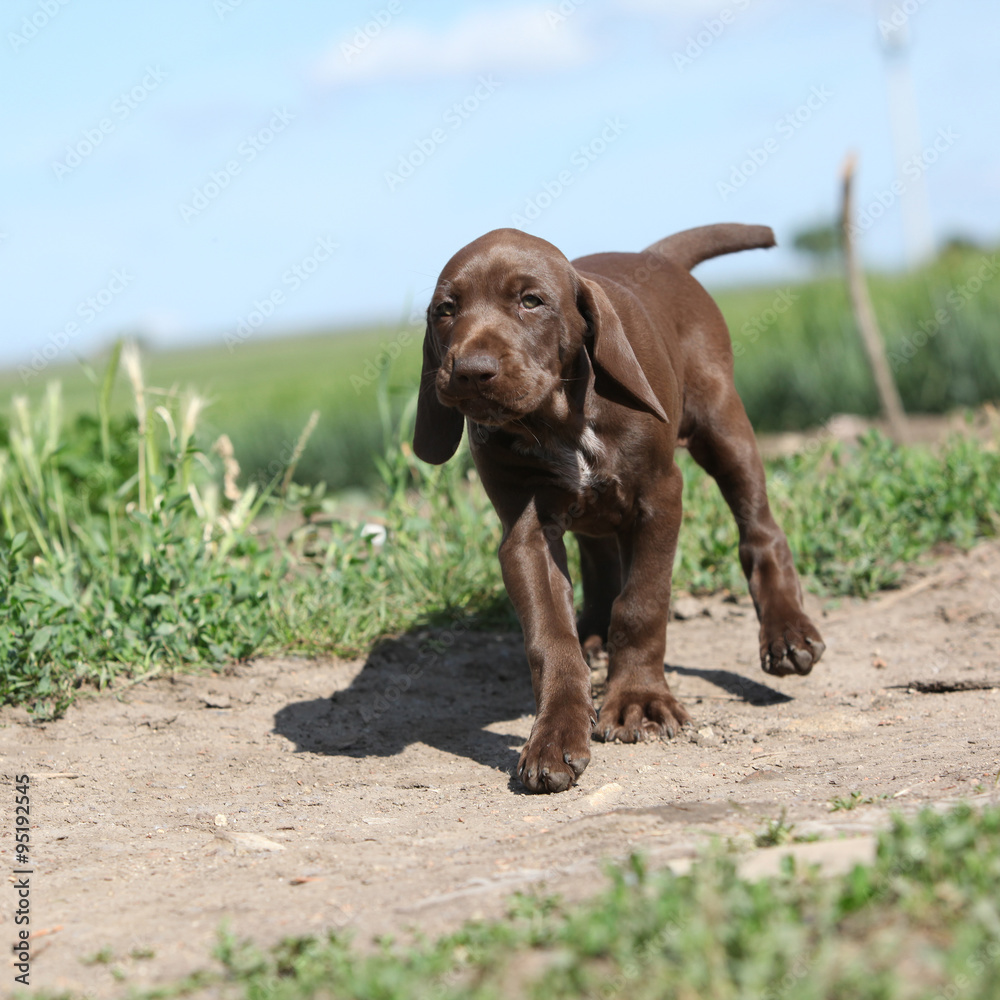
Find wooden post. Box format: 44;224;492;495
840;152;909;444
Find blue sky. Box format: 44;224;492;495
3;0;997;370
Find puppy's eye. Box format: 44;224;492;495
434;301;456;318
521;294;543;309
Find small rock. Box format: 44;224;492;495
938;604;974;624
694;726;720;746
361;522;387;547
584;782;624;810
672;597;706;621
141;713;178;730
741;767;783;783
223;832;286;853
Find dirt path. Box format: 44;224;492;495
3;541;999;997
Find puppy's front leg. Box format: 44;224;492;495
598;464;690;742
500;509;596;793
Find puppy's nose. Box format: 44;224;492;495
450;354;499;395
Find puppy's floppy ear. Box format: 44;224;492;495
413;316;464;464
576;274;668;423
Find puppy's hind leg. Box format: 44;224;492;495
575;534;622;666
685;384;825;677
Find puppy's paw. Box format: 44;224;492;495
518;707;595;794
760;615;825;677
581;634;608;669
596;683;690;743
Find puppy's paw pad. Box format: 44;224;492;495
518;715;594;794
761;618;825;677
597;687;689;744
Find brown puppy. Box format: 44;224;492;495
414;225;824;793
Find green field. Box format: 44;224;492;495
0;323;424;493
2;244;997;492
717;247;1000;431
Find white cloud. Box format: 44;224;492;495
314;5;596;86
613;0;797;23
615;0;734;12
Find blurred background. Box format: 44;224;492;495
3;0;998;490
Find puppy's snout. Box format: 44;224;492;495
450;354;500;396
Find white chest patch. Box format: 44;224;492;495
511;425;604;492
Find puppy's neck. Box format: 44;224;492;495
508;342;594;448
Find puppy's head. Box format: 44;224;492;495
414;228;666;465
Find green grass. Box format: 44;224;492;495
717;244;1000;431
2;342;999;716
0;348;505;716
0;323;424;492
753;809;797;847
676;426;1000;597
830;791;891;812
39;804;1000;999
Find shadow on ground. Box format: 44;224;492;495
668;665;793;706
273;627;532;776
273;626;792;778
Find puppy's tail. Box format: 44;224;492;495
644;224;775;272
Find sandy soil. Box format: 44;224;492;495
2;539;999;997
